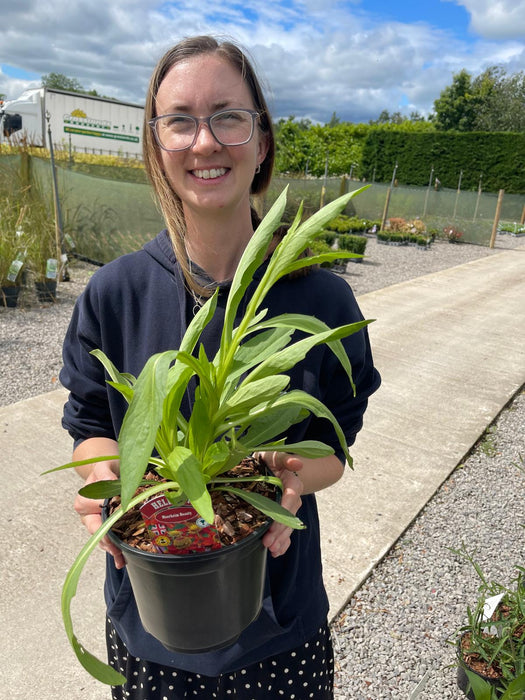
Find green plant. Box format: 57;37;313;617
443;225;464;243
452;545;525;698
23;179;59;281
46;184;372;685
338;233;367;256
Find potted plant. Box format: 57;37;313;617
24;180;60;302
0;170;28;308
46;185;373;686
452;546;525;699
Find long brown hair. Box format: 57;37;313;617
143;36;275;296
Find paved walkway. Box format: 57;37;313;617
1;244;524;699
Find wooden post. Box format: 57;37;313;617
521;204;525;226
489;189;504;249
381;187;392;231
20;150;31;187
320;185;326;209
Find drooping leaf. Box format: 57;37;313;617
91;349;137;388
242;320;372;389
213;485;305;529
269;390;353;467
61;479;174;685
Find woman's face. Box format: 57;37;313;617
154;54;268;220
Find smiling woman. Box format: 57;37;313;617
58;34;380;700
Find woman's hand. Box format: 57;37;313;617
72;438;125;569
257;451;304;558
256;450;345;558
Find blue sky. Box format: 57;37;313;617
1;0;524;124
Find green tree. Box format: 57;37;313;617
41;72;84;93
432;69;478;131
472;66;525;132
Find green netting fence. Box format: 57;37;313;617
1;154;523;266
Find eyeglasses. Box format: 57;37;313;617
149;108;259;152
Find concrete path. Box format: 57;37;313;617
1;244;524;699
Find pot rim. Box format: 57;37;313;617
102;499;272;563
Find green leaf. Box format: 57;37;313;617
223;327;294;391
78;479;122;499
216;375;290;422
90;349;136;397
61;479;174;685
247;187;370;310
106;380;134;403
463;668;496;700
165;446;214;524
213;485;305;529
271;390;353;467
244;320;371;388
238;404;308;447
221;187;288;354
254;440;335;458
119;351;178;509
41;454;119;476
501;671;525;699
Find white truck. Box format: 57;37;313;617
0;87;144;158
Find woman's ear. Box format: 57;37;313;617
257;131;270;167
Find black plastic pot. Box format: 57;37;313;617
457;664;503;699
105;508;271;654
457;634;504;699
1;285;21;308
35;280;57;303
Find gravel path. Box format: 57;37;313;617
2;233;524;699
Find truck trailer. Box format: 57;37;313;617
0;87;144;158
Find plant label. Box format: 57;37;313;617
7;259;23;283
139;495;222;554
46;258;58;280
483;593;505;636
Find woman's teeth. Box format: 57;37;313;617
193;168;227;179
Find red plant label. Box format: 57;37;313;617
139;495;222;554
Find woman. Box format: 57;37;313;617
60;35;380;699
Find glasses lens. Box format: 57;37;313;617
155;115;197;151
210;110;254;146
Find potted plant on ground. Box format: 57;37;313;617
46;185;373;686
0;168;28;308
24;180;60;303
451;546;525;699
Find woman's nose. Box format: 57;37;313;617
191;122;221;152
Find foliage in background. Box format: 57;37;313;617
432;66;525;133
0;157;56;285
361;129;525;194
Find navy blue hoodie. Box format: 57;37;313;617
60;230;380;675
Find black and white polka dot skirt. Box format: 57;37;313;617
107;617;334;699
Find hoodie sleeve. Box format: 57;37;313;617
60;280;118;446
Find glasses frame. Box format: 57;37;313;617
148;108;260;152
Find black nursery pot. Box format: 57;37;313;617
35;279;57;303
1;285;21;308
105;508;271;654
457;634;504;699
457;664;503;699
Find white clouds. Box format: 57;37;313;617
450;0;525;40
0;0;523;123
